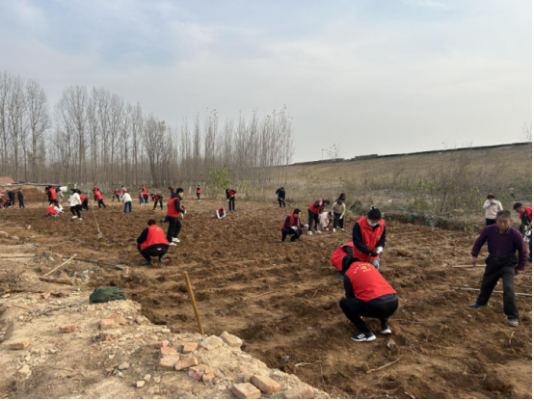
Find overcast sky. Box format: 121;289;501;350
0;0;531;162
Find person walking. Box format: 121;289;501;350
276;187;286;207
17;188;24;209
307;199;330;235
94;188;106;209
332;200;346;232
122;191;132;213
136;219;170;265
226;186;236;211
166;188;186;245
196;185;201;200
483;194;503;226
352;207;386;269
68;188;82;220
513;202;532;262
468;210;527;327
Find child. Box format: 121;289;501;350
215;207;226;219
319;211;332;231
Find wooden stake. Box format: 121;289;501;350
42;254;76;277
184;272;204;335
451;287;532;297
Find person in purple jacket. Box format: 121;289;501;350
469;210;527;327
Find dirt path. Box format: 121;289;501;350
1;199;531;398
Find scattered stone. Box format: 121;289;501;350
0;231;8;238
157;355;181;370
118;362;130;370
99;319;116;330
231;383;261;399
283;384;314;399
136;380;145;388
251;375;282;394
174;356;198;371
41;292;50;299
154;377;161;383
97;330;122;341
220;331;243;348
144;374;151;381
159;346;178;356
387;340;396;350
181;342;198;354
199;335;225;351
202;370;215;384
188;364;214;381
10;236;20;240
160;328;171;334
8;339;30;350
59;324;77;333
153;340;168;349
19;365;31;375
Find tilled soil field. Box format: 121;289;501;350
1;199;532;398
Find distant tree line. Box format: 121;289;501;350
0;71;295;188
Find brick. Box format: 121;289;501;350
159;346;178;356
283;384;314;399
157;354;180;370
231;383;261;399
153;340;168;349
220;331;243;348
202;370;215;384
8;338;30;350
59;324;77;333
99;319;116;330
136;380;145;388
181;342;198;354
174;356;198;370
188;364;214;381
97;330;122;341
199;335;225;351
41;292;51;299
251;375;282;394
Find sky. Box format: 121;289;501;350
0;0;531;162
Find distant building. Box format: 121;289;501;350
0;177;14;185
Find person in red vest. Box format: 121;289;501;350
49;186;58;207
94;188;106;209
79;191;88;210
513;202;532;262
281;208;307;242
215;207;226;219
92;186;99;202
196;185;201;200
152;192;164;210
330;241;354;278
340;260;398;342
113;187;120;202
226;186;236;211
46;204;60;217
121;185;127;194
166;188;186;245
136;219;170;266
168;186;174;195
352;207;386;269
141;186;149;204
307;199;330;235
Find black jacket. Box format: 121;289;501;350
276;188;285;199
352;222;386;255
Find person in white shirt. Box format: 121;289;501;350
68;189;82;220
483;194;503;226
122;191;133;213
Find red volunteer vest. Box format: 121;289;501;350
80;195;86;202
114;189;119;195
47;205;58;215
521;206;532;222
346;261;396;302
95;190;103;201
281;214;301;229
154;193;162;201
196;187;201;194
308;200;323;214
167;197;181;218
140;225;169;251
49;187;57;200
352;217;385;262
330;241;354;271
217;208;225;215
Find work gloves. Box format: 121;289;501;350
377;247;384;254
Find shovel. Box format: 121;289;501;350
90;203;103;240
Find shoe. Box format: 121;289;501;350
469;303;488;308
172;238;180;243
78;217;82;221
316;230;322;234
351;332;376;342
71;216;77;219
341;228;345;232
508;319;519;327
158;257;165;263
142;260;153;266
307;231;312;235
332;228;336;232
169;242;177;247
380;323;392;335
325;228;329;231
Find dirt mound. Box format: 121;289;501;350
0;199;531;398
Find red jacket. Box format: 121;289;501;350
308;200;324;214
114;188;120;195
95;190;103;201
346;261;396;302
80;195;86;203
140;225;169;251
330;242;354;271
49;187;57;201
47;205;58;215
353;217;385;262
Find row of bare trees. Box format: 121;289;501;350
0;71;295;188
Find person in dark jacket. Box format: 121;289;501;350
8;190;15;206
352;207;386;269
469;210;527;327
136;219;170;265
339;259;398;342
166;188;186;244
276;187;286;207
513;202;532;262
226;186;236;211
17;189;24;209
281;208;307;242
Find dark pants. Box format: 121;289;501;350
228;197;235;211
137;244;168;261
70;205;81;218
197;193;200;200
166;217;182;241
98;199;106;209
476;255;519;320
486;218;496;226
340;294;398;333
333;213;344;229
50;199;59;207
124;201;132;213
113;194;120;202
153;199;163;210
282;227;302;242
143;195;149;203
278;198;286;207
308;210;319;231
18;199;24;208
82;199;88;210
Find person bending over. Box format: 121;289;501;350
330;241;354;278
136;219;170;266
281;208;307;242
352;206;386;269
215;207;226;219
307;199;330;235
